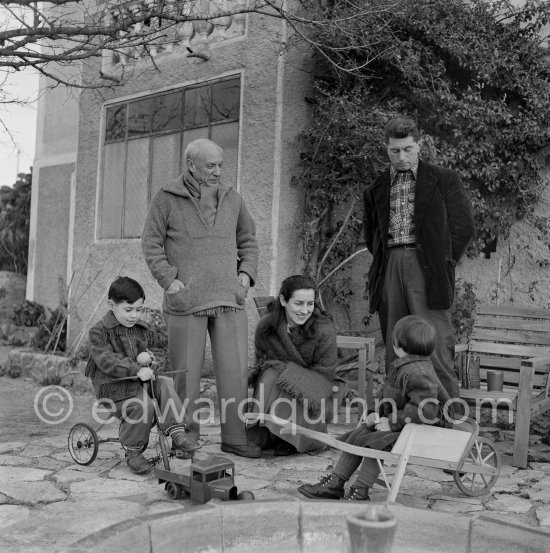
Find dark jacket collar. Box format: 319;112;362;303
391;354;432;372
101;310;149;330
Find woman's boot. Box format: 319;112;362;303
298;473;346;499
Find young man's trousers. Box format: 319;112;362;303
378;247;458;398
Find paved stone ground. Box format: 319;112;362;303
1;372;550;552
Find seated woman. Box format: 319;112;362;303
248;274;339;455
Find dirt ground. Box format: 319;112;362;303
0;375;97;443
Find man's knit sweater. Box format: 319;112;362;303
141;174;258;316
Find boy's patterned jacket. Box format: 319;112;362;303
85;311;168;403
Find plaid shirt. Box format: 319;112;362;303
388;162;418;247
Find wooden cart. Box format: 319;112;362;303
248;413;500;503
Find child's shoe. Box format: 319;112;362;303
169;428;201;456
343;484;370;501
125;449;154;474
298;473;346;499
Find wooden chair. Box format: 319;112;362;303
253;296;376;416
456;304;550;468
247;413;500;502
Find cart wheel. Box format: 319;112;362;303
165;482;182;500
68;423;99;466
158;432;171;470
454;437;500;497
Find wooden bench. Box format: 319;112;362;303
253;296;376;417
456;304;550;468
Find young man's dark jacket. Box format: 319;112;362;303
363;159;475;313
85;311;169;403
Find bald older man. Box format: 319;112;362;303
142;138;261;458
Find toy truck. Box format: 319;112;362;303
154;454;254;503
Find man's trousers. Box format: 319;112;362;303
164;308;249;446
377;247;459;398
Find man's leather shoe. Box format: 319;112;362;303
221;442;262;458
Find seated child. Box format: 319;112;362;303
86;276;199;474
298;314;451;501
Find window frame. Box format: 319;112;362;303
96;73;243;241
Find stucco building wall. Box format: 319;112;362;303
28;72;80;309
62;12;312;362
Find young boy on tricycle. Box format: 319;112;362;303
85;276;199;474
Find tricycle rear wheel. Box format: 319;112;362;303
68;423;99;466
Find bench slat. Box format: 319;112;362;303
459;388;517;402
472;327;550;347
477;305;550;320
475;316;550;333
469;341;550;359
476;368;547;389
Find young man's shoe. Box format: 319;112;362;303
298;473;346;500
220;442;262;458
342;484;370;501
125;449;154;474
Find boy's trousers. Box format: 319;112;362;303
115;376;186;450
165;308;249;446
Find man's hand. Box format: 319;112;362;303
374;417;391;432
357;412;380;428
137;366;155;382
167;279;185;294
238;272;250;290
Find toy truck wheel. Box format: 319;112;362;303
454;437;500;497
237;490;255;501
165;482;183;500
68;423;99;466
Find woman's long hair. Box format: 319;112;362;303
260;274;327;340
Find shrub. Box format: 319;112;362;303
0;172;31;274
33;307;67;353
295;0;550;307
12;300;46;327
451;279;478;343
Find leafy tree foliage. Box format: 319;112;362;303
296;0;550;303
0;172;31;274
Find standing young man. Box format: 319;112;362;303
142;138;261;458
363;117;475;398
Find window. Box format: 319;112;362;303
99;76;241;239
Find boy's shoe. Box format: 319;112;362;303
342;484;370;501
220;442;262;458
169;429;201;454
125;450;154;474
298;473;345;500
